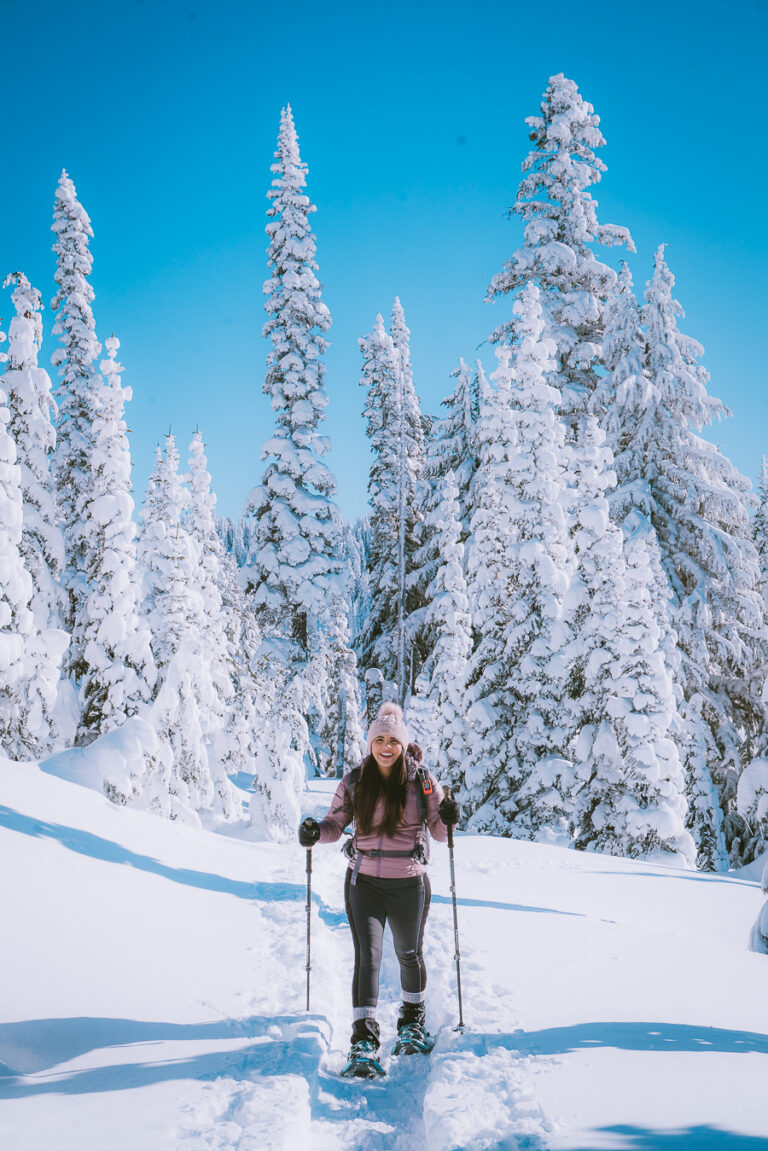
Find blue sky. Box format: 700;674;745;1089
1;0;766;522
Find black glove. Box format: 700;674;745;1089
299;816;320;847
439;795;460;827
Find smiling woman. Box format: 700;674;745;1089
298;701;460;1077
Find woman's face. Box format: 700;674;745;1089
371;735;403;776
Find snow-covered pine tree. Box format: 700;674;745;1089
1;274;69;750
185;429;255;814
50;171;102;681
341;516;369;656
487;74;634;428
390;297;428;686
566;417;692;862
735;757;768;867
213;551;264;781
219;515;256;568
140;436;239;821
635;246;765;868
301;607;366;778
596;259;723;868
74;337;155;744
245;105;341;649
0;324;64;759
432;357;479;541
390;297;428;471
594;262;652;513
358;308;425;698
2;274;65;635
185;432;234;715
464;283;573;839
408;357;479;669
358;315;399;681
141;437;199;668
247;634;318;840
242;107;362;813
408;469;472;797
753;456;768;616
461;343;521;828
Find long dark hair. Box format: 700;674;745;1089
354;750;408;837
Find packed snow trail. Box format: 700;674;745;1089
176;777;550;1151
3;763;768;1149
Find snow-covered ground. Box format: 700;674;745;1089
2;758;768;1151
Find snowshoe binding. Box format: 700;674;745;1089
341;1039;386;1079
391;1021;435;1056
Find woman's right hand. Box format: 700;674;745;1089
299;816;321;847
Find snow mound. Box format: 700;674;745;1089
39;715;157;801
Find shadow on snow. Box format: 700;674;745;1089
567;1127;768;1150
0;805;581;924
2;1014;768;1093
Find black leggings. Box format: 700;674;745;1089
344;870;432;1010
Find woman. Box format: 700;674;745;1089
298;701;460;1078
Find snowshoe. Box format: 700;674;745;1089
341;1039;386;1079
391;1021;435;1056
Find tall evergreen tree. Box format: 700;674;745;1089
358;308;425;697
358;315;399;683
487;74;634;426
1;274;68;751
409;357;479;667
245;105;341;648
140;437;239;821
76;338;155;743
595;262;653;515
464;284;573;838
637;247;765;867
0;325;64;758
408;469;472;796
50;171;102;679
566;418;692;862
185;431;233;719
753;455;768;616
432;357;479;540
247;638;315;840
2;273;65;637
596;258;723;868
186;430;276;810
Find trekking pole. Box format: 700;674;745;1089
305;846;312;1012
445;790;465;1032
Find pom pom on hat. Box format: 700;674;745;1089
379;702;403;720
367;701;409;753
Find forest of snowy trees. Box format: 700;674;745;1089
3;74;768;871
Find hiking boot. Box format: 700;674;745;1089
350;1016;380;1049
393;1002;434;1055
342;1019;385;1078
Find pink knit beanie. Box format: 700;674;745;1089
366;702;409;754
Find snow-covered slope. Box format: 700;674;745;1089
1;761;768;1150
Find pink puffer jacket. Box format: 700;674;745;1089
318;745;447;879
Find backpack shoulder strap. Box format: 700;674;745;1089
346;766;362;805
411;763;434;824
341;766;362;832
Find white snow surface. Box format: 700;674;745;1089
2;764;768;1150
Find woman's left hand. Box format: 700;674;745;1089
438;794;460;827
